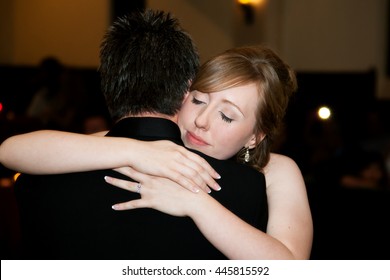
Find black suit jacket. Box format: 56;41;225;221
15;117;268;259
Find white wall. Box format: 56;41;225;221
281;0;385;71
0;0;388;97
148;0;236;62
278;0;388;98
1;0;109;68
0;0;14;64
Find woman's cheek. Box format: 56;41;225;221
178;108;192;130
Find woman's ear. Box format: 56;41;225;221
257;133;266;143
245;134;257;149
246;133;265;149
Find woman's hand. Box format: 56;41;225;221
105;168;203;217
117;140;221;194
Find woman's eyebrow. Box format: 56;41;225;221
221;99;245;117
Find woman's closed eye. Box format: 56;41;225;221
191;97;205;105
191;96;234;123
219;112;233;123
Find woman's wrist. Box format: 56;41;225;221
186;191;214;218
124;139;144;167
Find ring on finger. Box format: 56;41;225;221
136;182;142;194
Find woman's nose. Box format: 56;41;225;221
194;108;210;130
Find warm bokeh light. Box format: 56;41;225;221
237;0;263;5
318;106;331;120
0;102;3;112
13;172;21;182
0;178;13;188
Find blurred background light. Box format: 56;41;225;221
318;106;331;120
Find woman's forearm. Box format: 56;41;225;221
0;130;220;192
0;130;132;174
188;194;295;260
106;174;292;259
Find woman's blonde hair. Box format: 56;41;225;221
190;45;297;170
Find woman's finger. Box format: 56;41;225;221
146;141;220;192
177;156;221;191
114;166;202;194
104;176;140;193
185;150;221;179
112;199;148;210
113;166;136;178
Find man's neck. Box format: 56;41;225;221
120;113;178;124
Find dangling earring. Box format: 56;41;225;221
244;147;250;163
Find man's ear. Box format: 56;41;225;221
182;92;190;105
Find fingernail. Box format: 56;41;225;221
192;187;200;193
215;183;222;191
111;205;117;210
207;187;212;194
216;173;221;179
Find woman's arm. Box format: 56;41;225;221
0;130;221;192
261;153;313;259
0;130;122;173
106;153;313;259
195;154;312;259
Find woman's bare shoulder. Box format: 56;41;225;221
263;153;304;189
266;153;300;171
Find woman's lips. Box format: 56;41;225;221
186;132;209;146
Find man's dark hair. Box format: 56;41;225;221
99;9;199;122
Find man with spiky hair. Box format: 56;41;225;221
13;9;268;260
